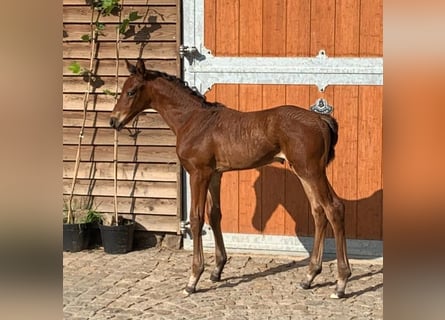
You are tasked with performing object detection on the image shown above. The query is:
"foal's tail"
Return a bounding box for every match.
[320,115,339,165]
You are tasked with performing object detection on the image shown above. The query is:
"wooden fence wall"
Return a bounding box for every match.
[202,0,383,240]
[62,0,181,232]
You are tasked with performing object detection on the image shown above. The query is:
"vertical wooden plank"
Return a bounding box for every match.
[204,0,217,105]
[310,0,336,56]
[359,0,383,56]
[260,0,287,235]
[204,0,217,53]
[332,0,361,239]
[238,0,263,234]
[357,0,382,239]
[335,0,360,56]
[357,86,383,239]
[214,0,240,233]
[284,85,311,237]
[286,0,311,57]
[262,0,287,57]
[239,0,262,56]
[284,0,312,236]
[238,85,263,234]
[309,0,335,237]
[218,84,240,233]
[215,0,239,56]
[204,84,217,224]
[261,85,286,235]
[333,86,359,239]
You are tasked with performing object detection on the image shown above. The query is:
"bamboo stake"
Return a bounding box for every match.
[113,0,124,226]
[113,130,119,226]
[67,8,99,224]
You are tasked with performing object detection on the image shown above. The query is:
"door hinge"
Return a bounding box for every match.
[180,220,190,235]
[179,45,205,64]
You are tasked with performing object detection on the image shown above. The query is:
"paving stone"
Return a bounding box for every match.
[64,248,383,319]
[161,234,182,249]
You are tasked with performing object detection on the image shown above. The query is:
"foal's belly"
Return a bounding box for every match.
[214,148,284,172]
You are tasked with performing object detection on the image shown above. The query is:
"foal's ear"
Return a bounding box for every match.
[135,59,146,78]
[126,60,137,74]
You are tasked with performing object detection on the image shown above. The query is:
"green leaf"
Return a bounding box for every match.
[119,19,130,34]
[95,22,105,31]
[81,34,91,42]
[84,210,102,224]
[68,61,82,74]
[103,89,116,97]
[128,11,143,22]
[101,0,119,15]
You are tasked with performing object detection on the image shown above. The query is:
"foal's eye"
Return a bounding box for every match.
[127,90,136,97]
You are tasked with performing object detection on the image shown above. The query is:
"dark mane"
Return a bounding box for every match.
[144,69,223,108]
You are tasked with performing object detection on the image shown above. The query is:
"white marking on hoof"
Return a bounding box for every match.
[182,289,191,296]
[330,292,340,299]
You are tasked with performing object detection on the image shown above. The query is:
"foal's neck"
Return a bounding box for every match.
[148,78,207,135]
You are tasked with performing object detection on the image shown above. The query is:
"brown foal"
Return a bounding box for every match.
[110,59,351,298]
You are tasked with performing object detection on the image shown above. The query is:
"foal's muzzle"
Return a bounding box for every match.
[109,117,122,131]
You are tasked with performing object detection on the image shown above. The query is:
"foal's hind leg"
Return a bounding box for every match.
[299,196,328,290]
[288,163,328,290]
[206,173,227,282]
[324,184,351,298]
[299,174,351,298]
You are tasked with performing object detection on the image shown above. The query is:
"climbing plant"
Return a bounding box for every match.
[65,0,143,224]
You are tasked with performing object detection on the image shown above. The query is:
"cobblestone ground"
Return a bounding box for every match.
[63,248,383,319]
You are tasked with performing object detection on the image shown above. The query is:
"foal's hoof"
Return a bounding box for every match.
[300,281,311,290]
[330,291,346,299]
[183,286,196,295]
[210,273,221,282]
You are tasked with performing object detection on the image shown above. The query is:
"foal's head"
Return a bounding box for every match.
[110,59,151,131]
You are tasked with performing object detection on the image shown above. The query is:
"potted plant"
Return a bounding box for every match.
[98,120,135,255]
[63,198,103,252]
[98,0,136,254]
[99,215,135,254]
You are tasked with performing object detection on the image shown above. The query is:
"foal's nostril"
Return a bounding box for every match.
[110,117,116,128]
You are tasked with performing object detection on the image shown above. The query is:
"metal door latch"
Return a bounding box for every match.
[310,98,333,114]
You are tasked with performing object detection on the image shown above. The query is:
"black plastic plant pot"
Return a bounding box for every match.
[99,221,135,254]
[87,222,102,248]
[63,223,91,252]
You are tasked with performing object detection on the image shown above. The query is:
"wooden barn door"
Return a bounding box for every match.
[182,0,382,256]
[63,0,182,233]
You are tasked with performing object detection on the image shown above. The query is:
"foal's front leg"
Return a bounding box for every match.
[206,173,227,282]
[184,170,212,294]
